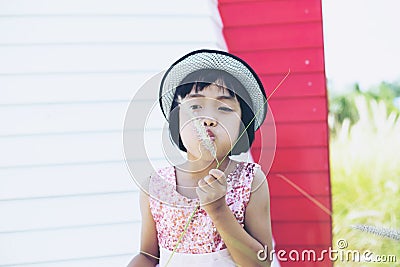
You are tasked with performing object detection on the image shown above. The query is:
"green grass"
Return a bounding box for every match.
[330,96,400,266]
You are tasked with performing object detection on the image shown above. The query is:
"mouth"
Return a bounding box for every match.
[206,129,216,141]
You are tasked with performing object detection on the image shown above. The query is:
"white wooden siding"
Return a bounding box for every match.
[0,0,225,266]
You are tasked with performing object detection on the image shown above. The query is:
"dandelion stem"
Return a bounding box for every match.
[165,205,200,266]
[276,174,332,216]
[352,224,400,241]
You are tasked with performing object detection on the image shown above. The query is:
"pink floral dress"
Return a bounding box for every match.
[148,161,258,266]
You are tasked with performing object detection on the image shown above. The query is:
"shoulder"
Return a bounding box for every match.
[234,161,263,187]
[148,165,176,203]
[249,163,267,193]
[149,165,175,184]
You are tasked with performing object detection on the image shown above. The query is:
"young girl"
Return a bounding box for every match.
[128,50,273,267]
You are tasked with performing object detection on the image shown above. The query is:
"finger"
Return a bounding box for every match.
[196,187,207,198]
[209,169,226,185]
[204,175,217,185]
[197,178,209,192]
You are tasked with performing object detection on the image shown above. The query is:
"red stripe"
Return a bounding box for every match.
[254,122,329,148]
[268,97,328,123]
[270,196,331,221]
[224,22,323,51]
[219,0,321,26]
[268,172,331,197]
[233,48,325,74]
[261,72,327,98]
[269,147,329,172]
[272,221,332,245]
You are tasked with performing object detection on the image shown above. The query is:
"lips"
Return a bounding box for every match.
[206,129,215,141]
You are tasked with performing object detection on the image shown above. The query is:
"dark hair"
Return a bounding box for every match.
[168,69,255,155]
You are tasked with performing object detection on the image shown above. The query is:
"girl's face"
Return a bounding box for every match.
[178,84,242,161]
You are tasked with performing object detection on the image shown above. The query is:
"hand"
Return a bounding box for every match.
[196,169,227,215]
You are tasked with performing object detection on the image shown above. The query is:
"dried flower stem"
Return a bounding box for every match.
[177,96,219,165]
[352,224,400,241]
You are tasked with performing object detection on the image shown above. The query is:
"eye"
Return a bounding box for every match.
[218,106,234,112]
[190,104,202,110]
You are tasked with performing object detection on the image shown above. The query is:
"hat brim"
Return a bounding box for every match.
[159,49,267,130]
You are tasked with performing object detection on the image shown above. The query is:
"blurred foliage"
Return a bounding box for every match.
[329,81,400,266]
[328,80,400,137]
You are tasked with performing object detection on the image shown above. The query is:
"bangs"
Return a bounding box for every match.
[174,70,237,102]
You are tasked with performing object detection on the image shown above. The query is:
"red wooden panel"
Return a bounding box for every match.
[271,246,333,266]
[223,22,323,51]
[255,122,328,148]
[272,222,331,246]
[268,97,328,123]
[267,172,331,197]
[276,122,328,148]
[270,196,331,221]
[219,0,321,27]
[261,72,326,98]
[268,147,329,172]
[233,48,325,74]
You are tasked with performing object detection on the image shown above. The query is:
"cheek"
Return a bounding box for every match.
[219,116,242,144]
[178,112,197,146]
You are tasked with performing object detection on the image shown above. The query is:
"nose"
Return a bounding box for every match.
[202,117,218,127]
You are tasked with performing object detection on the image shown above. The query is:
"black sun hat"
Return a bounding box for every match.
[159,49,267,130]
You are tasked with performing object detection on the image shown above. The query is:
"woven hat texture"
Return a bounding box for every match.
[159,49,267,130]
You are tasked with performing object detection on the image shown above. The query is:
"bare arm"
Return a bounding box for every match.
[198,167,272,267]
[127,191,159,267]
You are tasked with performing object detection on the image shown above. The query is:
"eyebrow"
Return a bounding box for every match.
[187,93,236,101]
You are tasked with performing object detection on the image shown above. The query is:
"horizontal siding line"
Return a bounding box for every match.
[0,14,212,19]
[259,70,326,77]
[270,194,330,199]
[0,220,140,235]
[219,0,288,6]
[264,120,328,125]
[0,253,133,267]
[0,189,137,202]
[0,41,216,47]
[263,119,328,124]
[271,220,331,223]
[0,128,161,138]
[268,172,330,179]
[258,145,328,150]
[261,70,325,76]
[268,170,330,176]
[268,169,329,174]
[259,69,326,76]
[0,69,159,76]
[223,19,322,30]
[260,147,329,150]
[228,44,324,54]
[269,147,329,151]
[0,158,167,170]
[267,170,329,175]
[266,95,327,101]
[219,0,322,8]
[0,99,130,107]
[268,95,327,101]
